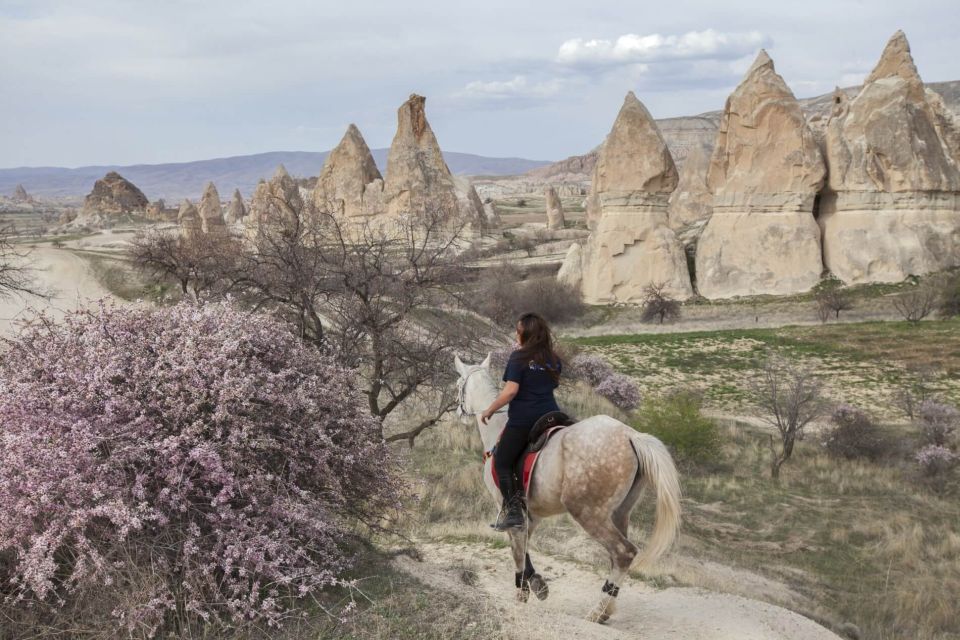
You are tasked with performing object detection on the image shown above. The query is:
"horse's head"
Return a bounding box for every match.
[454,353,493,419]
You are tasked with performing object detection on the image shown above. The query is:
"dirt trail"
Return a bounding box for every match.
[395,541,842,640]
[0,247,115,336]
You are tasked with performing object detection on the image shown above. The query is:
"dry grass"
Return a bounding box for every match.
[400,378,960,640]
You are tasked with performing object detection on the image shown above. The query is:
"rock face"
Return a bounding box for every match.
[81,172,148,216]
[695,51,826,299]
[12,184,32,203]
[820,31,960,284]
[451,176,489,229]
[225,189,247,223]
[313,124,385,218]
[578,92,693,303]
[178,200,201,237]
[248,165,303,227]
[545,187,566,230]
[145,199,166,220]
[383,94,462,219]
[198,182,226,234]
[482,200,502,227]
[557,242,583,289]
[667,143,712,234]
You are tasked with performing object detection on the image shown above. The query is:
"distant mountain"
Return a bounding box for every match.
[0,150,553,202]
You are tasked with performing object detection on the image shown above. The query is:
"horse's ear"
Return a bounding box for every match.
[480,352,492,369]
[454,355,466,375]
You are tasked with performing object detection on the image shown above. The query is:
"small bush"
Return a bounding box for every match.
[893,282,937,323]
[595,373,641,411]
[915,445,958,491]
[634,392,721,467]
[570,353,615,387]
[0,303,403,635]
[471,265,586,326]
[821,405,886,460]
[917,399,959,446]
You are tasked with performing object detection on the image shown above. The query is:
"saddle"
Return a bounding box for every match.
[527,411,576,453]
[490,411,576,496]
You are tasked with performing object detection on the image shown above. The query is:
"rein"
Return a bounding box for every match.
[457,367,508,418]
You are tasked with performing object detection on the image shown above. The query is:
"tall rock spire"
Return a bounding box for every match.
[313,123,384,218]
[572,91,692,303]
[695,49,825,299]
[820,30,960,284]
[383,94,461,219]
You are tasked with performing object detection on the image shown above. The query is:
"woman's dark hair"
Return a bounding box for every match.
[516,312,561,382]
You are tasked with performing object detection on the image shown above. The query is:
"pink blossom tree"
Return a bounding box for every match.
[0,302,404,635]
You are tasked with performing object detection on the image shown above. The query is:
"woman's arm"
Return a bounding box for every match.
[481,381,519,424]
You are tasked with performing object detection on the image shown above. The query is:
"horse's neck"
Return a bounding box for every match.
[477,413,507,452]
[472,377,505,452]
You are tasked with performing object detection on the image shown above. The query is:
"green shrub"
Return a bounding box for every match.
[633,392,722,467]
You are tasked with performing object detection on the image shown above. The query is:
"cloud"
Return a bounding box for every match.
[453,75,565,107]
[557,29,770,68]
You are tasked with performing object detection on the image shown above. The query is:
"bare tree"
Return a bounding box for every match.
[0,224,46,299]
[752,357,825,479]
[129,228,239,303]
[207,195,485,439]
[893,282,937,323]
[641,282,681,324]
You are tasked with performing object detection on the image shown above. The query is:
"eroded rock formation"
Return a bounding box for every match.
[248,165,303,227]
[820,31,960,284]
[313,124,384,218]
[178,199,201,237]
[695,51,826,299]
[225,189,247,223]
[81,172,148,216]
[667,143,712,236]
[198,182,227,234]
[576,92,692,303]
[383,94,462,219]
[545,187,566,230]
[12,184,32,203]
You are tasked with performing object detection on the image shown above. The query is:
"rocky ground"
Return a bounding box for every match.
[394,541,842,640]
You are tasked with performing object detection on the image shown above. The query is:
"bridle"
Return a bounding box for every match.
[457,366,508,418]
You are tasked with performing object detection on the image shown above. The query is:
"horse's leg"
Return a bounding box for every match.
[507,526,532,602]
[612,466,645,538]
[567,507,638,623]
[524,517,549,600]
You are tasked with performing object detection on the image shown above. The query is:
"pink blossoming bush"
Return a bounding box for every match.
[570,353,615,387]
[595,373,642,411]
[0,303,403,635]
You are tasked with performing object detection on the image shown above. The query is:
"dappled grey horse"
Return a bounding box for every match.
[455,355,682,622]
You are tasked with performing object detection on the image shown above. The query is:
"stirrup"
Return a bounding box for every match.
[490,499,526,531]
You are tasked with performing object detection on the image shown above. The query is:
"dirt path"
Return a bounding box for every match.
[395,541,842,640]
[0,246,115,336]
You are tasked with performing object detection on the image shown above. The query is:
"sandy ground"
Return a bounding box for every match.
[0,246,116,336]
[395,541,842,640]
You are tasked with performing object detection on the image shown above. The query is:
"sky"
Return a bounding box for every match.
[0,0,957,168]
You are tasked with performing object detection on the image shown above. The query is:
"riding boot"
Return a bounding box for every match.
[492,475,525,531]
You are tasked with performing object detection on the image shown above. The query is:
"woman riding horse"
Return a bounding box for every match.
[480,313,562,530]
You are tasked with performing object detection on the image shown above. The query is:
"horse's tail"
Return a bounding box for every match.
[629,431,682,568]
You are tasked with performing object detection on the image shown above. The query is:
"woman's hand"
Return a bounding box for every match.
[480,408,494,424]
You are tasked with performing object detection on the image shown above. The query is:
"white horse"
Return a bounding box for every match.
[454,354,682,623]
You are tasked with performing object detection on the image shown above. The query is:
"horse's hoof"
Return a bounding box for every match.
[587,600,614,624]
[529,574,549,600]
[515,587,530,603]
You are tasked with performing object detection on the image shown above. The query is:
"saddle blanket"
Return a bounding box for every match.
[490,426,563,495]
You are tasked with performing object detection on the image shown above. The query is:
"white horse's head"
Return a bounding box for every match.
[454,353,493,419]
